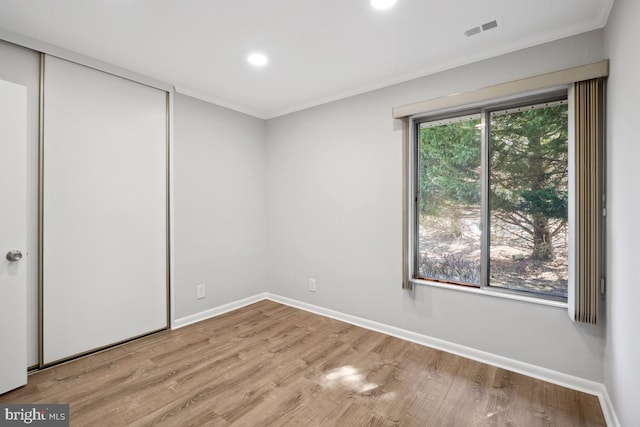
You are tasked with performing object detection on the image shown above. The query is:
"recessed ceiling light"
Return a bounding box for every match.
[370,0,397,10]
[247,52,268,67]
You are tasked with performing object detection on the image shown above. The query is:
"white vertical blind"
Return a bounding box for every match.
[42,55,167,364]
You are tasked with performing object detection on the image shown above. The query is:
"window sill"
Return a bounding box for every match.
[410,278,568,309]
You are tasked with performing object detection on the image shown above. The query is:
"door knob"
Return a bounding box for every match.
[6,250,23,262]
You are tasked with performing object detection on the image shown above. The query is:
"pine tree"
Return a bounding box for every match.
[490,105,568,260]
[419,118,481,214]
[419,104,568,261]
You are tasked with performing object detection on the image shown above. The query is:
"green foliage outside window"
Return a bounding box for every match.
[419,119,481,214]
[490,105,568,261]
[417,101,568,297]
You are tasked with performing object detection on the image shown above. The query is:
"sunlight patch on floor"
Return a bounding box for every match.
[320,365,379,394]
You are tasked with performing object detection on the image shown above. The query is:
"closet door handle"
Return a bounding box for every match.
[5,250,23,262]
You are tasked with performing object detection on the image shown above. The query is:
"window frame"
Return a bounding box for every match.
[412,108,483,288]
[409,88,571,303]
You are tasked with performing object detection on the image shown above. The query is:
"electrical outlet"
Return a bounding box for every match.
[308,278,316,292]
[196,284,206,299]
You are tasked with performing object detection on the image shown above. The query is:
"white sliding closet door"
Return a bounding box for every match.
[43,55,167,364]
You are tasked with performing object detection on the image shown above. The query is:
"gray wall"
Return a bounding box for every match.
[173,94,268,320]
[0,40,40,367]
[604,0,640,424]
[266,30,606,381]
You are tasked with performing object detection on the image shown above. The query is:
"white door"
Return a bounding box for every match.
[0,79,27,394]
[42,56,167,364]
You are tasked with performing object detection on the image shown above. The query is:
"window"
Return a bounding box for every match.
[416,113,482,286]
[398,63,607,320]
[414,94,569,300]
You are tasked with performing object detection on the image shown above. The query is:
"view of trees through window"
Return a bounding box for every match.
[417,100,569,299]
[417,114,482,286]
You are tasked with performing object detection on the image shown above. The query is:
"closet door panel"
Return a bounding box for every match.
[43,55,167,364]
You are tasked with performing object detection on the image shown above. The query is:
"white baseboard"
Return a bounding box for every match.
[597,384,621,427]
[172,293,268,329]
[172,292,620,426]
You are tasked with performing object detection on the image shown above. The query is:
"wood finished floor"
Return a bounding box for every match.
[1,300,605,426]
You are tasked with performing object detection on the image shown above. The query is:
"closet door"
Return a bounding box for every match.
[0,79,27,393]
[43,55,167,364]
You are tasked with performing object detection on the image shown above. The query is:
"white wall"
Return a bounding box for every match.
[173,94,268,320]
[604,0,640,424]
[266,30,606,381]
[0,40,39,367]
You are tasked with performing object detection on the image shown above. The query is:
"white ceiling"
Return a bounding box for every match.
[0,0,614,119]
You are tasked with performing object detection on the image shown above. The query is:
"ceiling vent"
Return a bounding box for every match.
[465,19,499,37]
[464,26,481,37]
[481,20,498,31]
